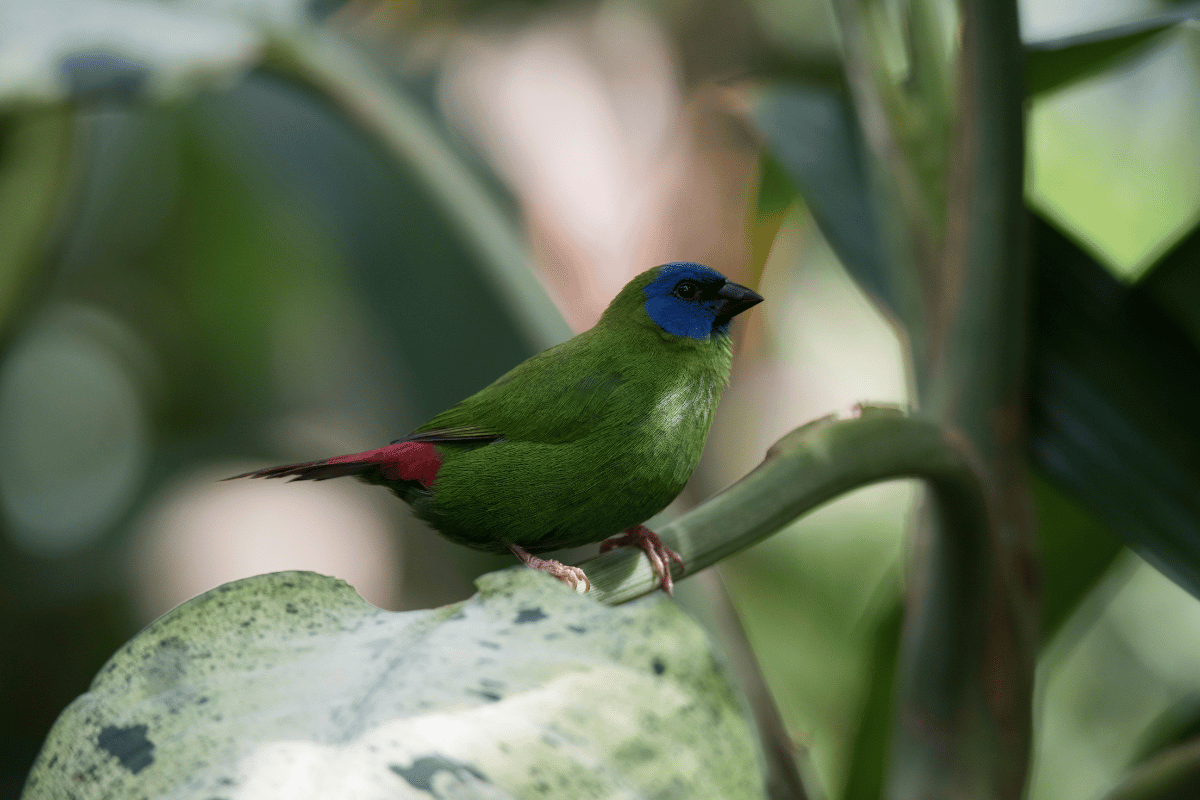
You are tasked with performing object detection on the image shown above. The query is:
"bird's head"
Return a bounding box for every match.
[620,262,763,340]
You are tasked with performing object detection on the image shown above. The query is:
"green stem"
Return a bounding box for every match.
[831,0,1035,795]
[584,406,989,606]
[263,29,572,353]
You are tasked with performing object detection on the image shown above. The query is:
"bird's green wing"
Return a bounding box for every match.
[413,333,639,445]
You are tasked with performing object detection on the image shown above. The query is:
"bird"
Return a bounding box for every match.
[230,262,762,594]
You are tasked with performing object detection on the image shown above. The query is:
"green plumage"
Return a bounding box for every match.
[237,262,761,590]
[407,269,733,553]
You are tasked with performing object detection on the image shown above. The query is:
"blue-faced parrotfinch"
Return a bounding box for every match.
[232,262,762,594]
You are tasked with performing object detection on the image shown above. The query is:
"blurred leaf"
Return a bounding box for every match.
[750,84,894,315]
[266,30,571,357]
[0,0,307,108]
[1099,739,1200,800]
[22,569,765,800]
[756,153,795,223]
[1142,223,1200,350]
[0,110,73,332]
[1024,3,1200,97]
[748,154,794,292]
[1132,695,1200,767]
[1031,472,1124,640]
[841,594,901,800]
[1029,215,1200,600]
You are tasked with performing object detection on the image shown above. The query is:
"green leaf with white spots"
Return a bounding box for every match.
[22,569,765,800]
[0,0,307,108]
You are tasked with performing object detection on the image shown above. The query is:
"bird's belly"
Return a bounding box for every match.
[412,436,698,554]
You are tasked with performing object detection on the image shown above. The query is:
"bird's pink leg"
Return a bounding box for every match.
[509,544,591,593]
[599,525,685,595]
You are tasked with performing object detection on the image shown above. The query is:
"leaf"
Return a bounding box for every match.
[1030,472,1124,640]
[0,109,73,332]
[0,0,308,108]
[1024,4,1200,98]
[750,84,895,316]
[840,593,902,800]
[1142,223,1200,350]
[265,30,572,358]
[1099,739,1200,800]
[22,569,765,800]
[1029,215,1200,600]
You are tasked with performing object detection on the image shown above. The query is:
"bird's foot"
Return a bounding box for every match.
[599,525,684,596]
[509,544,591,593]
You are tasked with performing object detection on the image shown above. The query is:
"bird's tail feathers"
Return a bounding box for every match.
[226,440,442,488]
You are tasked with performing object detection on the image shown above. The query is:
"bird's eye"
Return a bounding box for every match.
[673,281,700,299]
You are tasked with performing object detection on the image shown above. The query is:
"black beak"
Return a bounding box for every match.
[714,281,763,328]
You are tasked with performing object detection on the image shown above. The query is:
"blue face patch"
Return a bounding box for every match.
[642,262,732,339]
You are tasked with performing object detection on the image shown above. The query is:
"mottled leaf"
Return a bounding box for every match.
[0,0,308,107]
[22,569,765,799]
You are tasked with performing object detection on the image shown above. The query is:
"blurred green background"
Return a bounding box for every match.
[2,0,1200,798]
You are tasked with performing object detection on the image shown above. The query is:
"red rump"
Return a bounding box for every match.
[328,441,442,487]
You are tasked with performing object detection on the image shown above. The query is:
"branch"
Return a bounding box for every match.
[584,405,989,606]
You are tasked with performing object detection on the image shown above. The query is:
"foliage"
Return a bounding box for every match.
[5,0,1200,798]
[24,569,764,799]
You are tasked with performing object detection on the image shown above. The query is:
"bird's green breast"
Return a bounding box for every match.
[407,323,733,553]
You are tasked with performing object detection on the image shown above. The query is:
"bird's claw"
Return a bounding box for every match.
[599,524,684,595]
[509,544,591,593]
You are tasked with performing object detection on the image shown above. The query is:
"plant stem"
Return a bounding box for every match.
[585,406,989,607]
[828,0,1036,795]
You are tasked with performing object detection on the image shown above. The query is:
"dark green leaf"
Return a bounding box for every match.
[751,84,895,315]
[1029,215,1200,599]
[0,110,73,335]
[1142,223,1200,350]
[1131,694,1200,767]
[1100,739,1200,800]
[1031,472,1124,639]
[1024,4,1200,97]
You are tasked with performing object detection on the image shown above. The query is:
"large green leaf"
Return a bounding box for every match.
[22,569,765,799]
[751,84,894,315]
[0,0,569,360]
[1029,215,1200,599]
[1024,3,1200,98]
[749,89,1180,641]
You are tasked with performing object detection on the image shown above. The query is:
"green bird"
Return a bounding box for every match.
[233,262,762,594]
